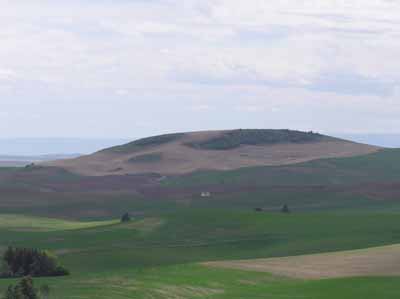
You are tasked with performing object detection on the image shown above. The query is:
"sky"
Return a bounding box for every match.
[1,0,400,139]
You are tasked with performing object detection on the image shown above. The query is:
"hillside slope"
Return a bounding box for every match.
[47,129,380,176]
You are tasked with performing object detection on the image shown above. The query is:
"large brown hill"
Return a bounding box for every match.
[47,129,380,176]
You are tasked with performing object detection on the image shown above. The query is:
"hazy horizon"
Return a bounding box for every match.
[0,132,399,156]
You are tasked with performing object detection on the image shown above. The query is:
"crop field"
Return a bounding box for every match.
[164,148,400,187]
[204,244,400,279]
[1,150,400,222]
[0,209,400,298]
[0,214,118,232]
[2,264,400,299]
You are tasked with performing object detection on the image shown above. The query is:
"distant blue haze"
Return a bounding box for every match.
[0,134,398,156]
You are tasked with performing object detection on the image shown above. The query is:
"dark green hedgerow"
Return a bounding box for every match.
[186,129,328,150]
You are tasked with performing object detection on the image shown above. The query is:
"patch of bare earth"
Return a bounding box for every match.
[47,131,380,176]
[203,244,400,279]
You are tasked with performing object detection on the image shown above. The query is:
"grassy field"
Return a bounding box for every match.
[3,211,400,267]
[0,149,400,220]
[0,214,118,232]
[2,264,400,299]
[164,148,400,187]
[0,209,400,298]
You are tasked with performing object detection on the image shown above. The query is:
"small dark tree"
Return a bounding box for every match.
[2,246,14,276]
[19,276,38,299]
[281,204,290,213]
[254,207,263,212]
[121,212,131,223]
[3,276,38,299]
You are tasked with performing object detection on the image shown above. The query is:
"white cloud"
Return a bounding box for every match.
[0,69,17,81]
[235,105,265,112]
[189,104,213,111]
[0,0,400,137]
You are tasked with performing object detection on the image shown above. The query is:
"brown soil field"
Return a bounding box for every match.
[47,131,380,176]
[203,244,400,279]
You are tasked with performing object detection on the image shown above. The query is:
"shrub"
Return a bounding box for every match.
[281,204,290,213]
[121,212,131,223]
[52,266,70,276]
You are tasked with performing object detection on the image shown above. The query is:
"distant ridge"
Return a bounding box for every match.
[47,129,380,176]
[0,154,81,161]
[0,154,81,167]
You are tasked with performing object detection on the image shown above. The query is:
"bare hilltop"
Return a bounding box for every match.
[47,129,380,176]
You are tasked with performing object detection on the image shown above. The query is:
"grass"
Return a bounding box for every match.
[0,214,118,232]
[1,149,400,220]
[0,209,400,297]
[2,210,400,271]
[164,148,400,187]
[1,264,399,299]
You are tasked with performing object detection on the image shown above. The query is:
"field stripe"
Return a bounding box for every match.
[203,244,400,279]
[0,214,118,232]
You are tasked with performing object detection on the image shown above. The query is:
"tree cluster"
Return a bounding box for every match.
[1,247,69,278]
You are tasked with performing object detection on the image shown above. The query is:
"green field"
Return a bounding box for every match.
[2,264,400,299]
[1,209,400,298]
[0,214,118,232]
[1,149,400,220]
[164,148,400,187]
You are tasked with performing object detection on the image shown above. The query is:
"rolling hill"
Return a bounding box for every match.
[2,130,400,299]
[47,129,380,176]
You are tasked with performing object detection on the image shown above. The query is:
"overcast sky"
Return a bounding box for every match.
[1,0,400,139]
